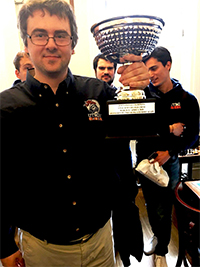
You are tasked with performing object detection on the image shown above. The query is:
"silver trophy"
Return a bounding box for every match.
[91,15,165,138]
[91,15,165,100]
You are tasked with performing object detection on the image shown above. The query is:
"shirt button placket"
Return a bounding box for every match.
[55,97,70,188]
[55,101,67,154]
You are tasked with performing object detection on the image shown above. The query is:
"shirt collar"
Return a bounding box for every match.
[148,78,179,98]
[25,69,74,97]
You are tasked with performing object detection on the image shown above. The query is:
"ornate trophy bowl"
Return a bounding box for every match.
[91,15,165,63]
[91,15,165,138]
[91,15,165,100]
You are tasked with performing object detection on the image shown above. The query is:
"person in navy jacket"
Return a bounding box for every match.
[136,46,199,267]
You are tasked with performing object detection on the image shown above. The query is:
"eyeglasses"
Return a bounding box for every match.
[27,31,73,46]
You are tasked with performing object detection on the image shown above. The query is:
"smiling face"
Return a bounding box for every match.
[25,9,74,82]
[145,57,171,88]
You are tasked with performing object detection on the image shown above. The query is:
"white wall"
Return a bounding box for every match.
[69,0,100,77]
[0,0,200,104]
[0,0,21,91]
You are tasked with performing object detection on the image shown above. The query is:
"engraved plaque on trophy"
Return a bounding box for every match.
[91,15,165,138]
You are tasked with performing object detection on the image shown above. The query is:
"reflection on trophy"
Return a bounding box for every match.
[91,15,165,138]
[91,15,165,99]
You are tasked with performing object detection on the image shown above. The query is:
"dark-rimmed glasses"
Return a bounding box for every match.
[27,31,73,46]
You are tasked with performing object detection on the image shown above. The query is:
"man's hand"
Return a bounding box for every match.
[151,151,170,166]
[117,54,150,90]
[170,122,185,136]
[1,250,25,267]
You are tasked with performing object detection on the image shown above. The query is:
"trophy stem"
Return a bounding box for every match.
[117,62,146,100]
[117,88,146,100]
[91,15,164,138]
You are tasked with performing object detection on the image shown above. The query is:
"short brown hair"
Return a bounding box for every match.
[13,51,30,71]
[93,53,117,72]
[18,0,78,49]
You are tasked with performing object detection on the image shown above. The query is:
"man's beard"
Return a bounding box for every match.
[102,75,113,85]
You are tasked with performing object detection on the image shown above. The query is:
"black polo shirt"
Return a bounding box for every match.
[1,69,123,258]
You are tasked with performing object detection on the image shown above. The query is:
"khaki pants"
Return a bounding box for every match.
[18,220,115,267]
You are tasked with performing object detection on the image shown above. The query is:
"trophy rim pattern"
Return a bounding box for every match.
[91,14,165,33]
[91,15,165,63]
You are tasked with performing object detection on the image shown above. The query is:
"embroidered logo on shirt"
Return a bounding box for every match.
[84,99,102,121]
[170,102,181,109]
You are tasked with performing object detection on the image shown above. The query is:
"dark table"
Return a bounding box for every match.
[175,181,200,267]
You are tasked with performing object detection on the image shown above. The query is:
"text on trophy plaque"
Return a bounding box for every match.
[108,102,155,115]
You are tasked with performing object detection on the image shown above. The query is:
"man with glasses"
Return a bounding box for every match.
[0,1,149,266]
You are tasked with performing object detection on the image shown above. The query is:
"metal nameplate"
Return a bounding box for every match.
[108,102,155,115]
